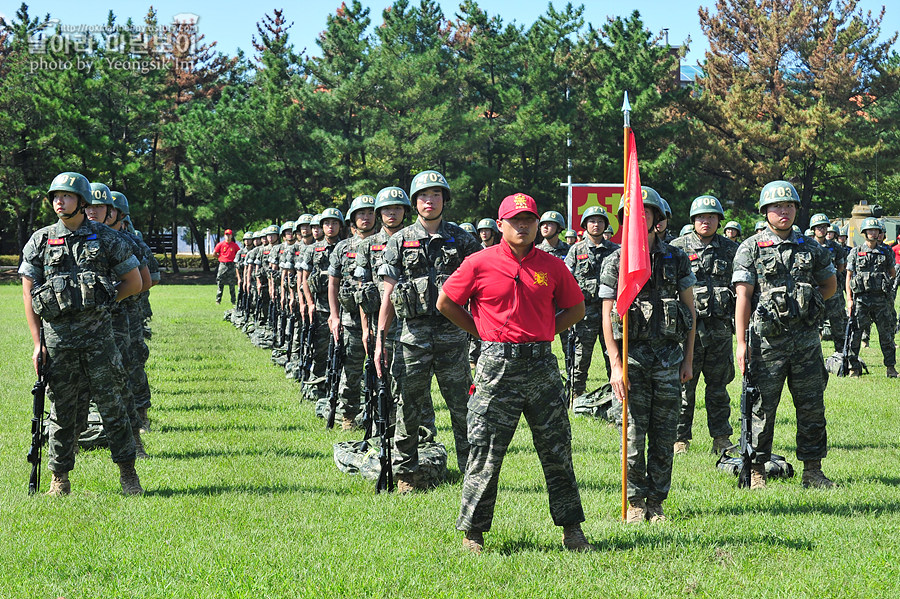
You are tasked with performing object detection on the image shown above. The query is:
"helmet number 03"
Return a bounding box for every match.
[763,185,789,200]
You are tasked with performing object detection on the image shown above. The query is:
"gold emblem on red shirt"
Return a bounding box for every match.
[532,271,549,286]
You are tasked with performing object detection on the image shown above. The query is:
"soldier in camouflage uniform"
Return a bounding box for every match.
[108,192,156,434]
[810,213,847,353]
[564,206,619,397]
[251,225,279,347]
[671,195,738,456]
[733,180,837,490]
[846,217,898,378]
[723,221,742,242]
[81,183,150,457]
[600,187,696,523]
[20,172,144,496]
[565,229,578,245]
[476,218,499,249]
[231,232,252,327]
[374,170,481,492]
[438,192,591,553]
[302,209,345,400]
[355,187,436,434]
[328,196,378,429]
[536,210,570,260]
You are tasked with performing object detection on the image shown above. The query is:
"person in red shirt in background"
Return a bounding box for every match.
[437,193,592,554]
[214,229,241,304]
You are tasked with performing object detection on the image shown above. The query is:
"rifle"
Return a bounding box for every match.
[838,302,858,377]
[300,314,316,381]
[361,353,377,440]
[285,300,296,360]
[565,328,577,408]
[375,362,395,493]
[27,329,48,495]
[738,325,760,489]
[325,316,345,429]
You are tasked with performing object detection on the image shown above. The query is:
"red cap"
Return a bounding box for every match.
[224,229,233,235]
[498,193,538,220]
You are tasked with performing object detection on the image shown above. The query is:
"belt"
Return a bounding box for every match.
[481,341,553,359]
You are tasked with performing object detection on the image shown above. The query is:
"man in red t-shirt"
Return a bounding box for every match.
[214,229,240,304]
[437,193,592,554]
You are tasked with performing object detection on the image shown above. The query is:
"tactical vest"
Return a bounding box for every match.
[676,236,734,321]
[355,230,390,315]
[849,246,893,294]
[308,241,336,312]
[751,236,825,337]
[537,239,569,261]
[336,238,363,313]
[255,245,272,281]
[571,239,617,304]
[390,227,466,319]
[30,226,117,320]
[610,246,692,342]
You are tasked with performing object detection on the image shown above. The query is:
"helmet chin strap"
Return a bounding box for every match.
[420,207,443,222]
[60,201,85,220]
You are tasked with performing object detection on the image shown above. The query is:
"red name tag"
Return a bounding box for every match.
[757,240,774,247]
[576,254,588,260]
[48,238,64,246]
[858,251,867,256]
[371,244,385,251]
[346,252,357,258]
[315,247,327,252]
[263,250,270,255]
[689,253,699,261]
[403,240,421,248]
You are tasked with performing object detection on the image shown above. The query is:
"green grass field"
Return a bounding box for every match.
[1,283,899,598]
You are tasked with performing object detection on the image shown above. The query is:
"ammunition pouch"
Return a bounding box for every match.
[390,278,431,319]
[31,272,114,319]
[694,285,734,320]
[851,271,891,294]
[337,280,358,312]
[308,271,327,296]
[579,278,599,303]
[356,281,381,315]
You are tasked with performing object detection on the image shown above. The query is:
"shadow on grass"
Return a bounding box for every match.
[152,447,329,460]
[683,498,900,519]
[157,422,308,433]
[144,482,353,497]
[157,401,280,412]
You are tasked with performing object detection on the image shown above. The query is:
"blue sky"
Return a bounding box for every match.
[3,0,897,65]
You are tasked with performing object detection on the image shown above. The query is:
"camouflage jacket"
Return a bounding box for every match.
[536,238,570,261]
[19,218,139,348]
[565,236,619,304]
[670,232,737,338]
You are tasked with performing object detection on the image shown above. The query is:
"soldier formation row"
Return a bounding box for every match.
[20,172,161,496]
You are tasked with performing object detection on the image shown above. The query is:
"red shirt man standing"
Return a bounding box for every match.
[214,229,240,304]
[437,193,592,554]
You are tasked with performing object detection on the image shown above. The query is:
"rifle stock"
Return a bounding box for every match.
[27,328,47,495]
[375,362,394,493]
[325,317,344,429]
[838,302,857,377]
[738,325,760,489]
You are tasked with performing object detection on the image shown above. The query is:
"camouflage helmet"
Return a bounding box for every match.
[375,187,411,214]
[310,215,322,227]
[320,207,344,224]
[48,172,92,206]
[758,180,800,213]
[809,213,830,228]
[409,170,450,202]
[804,228,813,236]
[242,231,251,241]
[265,224,280,236]
[88,182,114,206]
[792,225,801,234]
[659,197,672,221]
[110,191,130,218]
[476,218,499,233]
[297,213,314,225]
[540,210,567,229]
[830,223,840,235]
[617,186,665,218]
[877,218,887,233]
[580,205,609,229]
[280,221,295,234]
[689,195,725,220]
[755,221,767,232]
[347,195,376,222]
[839,225,849,236]
[724,221,742,234]
[564,229,577,239]
[680,224,693,236]
[460,222,476,235]
[860,217,881,234]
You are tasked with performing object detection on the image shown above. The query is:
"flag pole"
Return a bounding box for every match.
[620,91,631,521]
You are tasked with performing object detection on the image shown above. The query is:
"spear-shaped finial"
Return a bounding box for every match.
[622,91,631,128]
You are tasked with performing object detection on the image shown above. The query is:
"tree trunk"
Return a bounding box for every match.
[188,215,211,272]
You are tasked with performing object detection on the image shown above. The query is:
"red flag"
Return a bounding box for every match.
[616,130,651,316]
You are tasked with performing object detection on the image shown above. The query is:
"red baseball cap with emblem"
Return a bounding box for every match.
[224,229,233,235]
[498,193,538,219]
